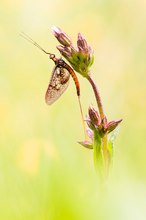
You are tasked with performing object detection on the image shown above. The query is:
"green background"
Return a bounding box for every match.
[1,0,146,219]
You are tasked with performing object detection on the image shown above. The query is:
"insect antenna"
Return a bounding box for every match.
[20,31,55,57]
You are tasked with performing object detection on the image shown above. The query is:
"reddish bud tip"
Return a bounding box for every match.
[107,119,122,133]
[88,106,101,127]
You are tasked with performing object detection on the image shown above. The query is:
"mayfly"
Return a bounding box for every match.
[20,32,86,137]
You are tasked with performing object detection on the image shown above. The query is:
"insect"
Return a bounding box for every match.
[20,32,86,137]
[20,32,80,105]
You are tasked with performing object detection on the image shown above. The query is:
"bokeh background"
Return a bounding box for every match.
[1,0,146,219]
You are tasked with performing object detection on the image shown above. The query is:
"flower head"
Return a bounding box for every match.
[88,106,122,136]
[52,26,94,78]
[79,105,122,149]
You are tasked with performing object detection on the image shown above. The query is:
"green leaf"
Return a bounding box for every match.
[93,130,103,175]
[78,141,93,149]
[109,128,119,147]
[107,128,120,166]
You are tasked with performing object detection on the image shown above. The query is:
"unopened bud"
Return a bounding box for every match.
[88,106,100,127]
[85,116,94,130]
[57,45,72,57]
[77,33,89,53]
[52,26,72,47]
[106,119,122,133]
[52,27,94,78]
[86,128,94,139]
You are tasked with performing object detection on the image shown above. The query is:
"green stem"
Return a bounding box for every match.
[87,74,109,178]
[93,130,103,177]
[102,134,109,178]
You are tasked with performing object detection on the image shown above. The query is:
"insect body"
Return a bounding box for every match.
[45,64,70,105]
[20,32,86,138]
[20,32,80,105]
[45,57,80,105]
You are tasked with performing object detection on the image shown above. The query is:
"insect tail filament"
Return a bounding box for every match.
[78,96,87,140]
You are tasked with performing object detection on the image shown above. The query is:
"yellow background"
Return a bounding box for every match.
[1,0,146,219]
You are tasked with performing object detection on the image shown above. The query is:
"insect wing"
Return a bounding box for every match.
[45,65,70,105]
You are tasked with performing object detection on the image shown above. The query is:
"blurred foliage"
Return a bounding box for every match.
[0,0,146,219]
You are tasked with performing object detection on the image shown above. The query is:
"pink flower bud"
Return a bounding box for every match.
[86,128,94,139]
[52,26,94,77]
[56,45,72,57]
[88,106,101,127]
[52,26,72,47]
[77,33,88,53]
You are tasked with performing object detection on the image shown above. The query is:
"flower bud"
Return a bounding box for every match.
[56,45,72,58]
[88,106,101,128]
[85,116,94,130]
[52,26,72,47]
[52,26,94,78]
[86,128,94,139]
[106,119,122,133]
[77,33,89,53]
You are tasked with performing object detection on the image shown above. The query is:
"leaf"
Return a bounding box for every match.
[93,130,103,176]
[109,127,119,144]
[108,127,120,166]
[78,141,93,149]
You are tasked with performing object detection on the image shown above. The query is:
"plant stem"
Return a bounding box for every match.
[87,74,109,177]
[87,74,105,120]
[102,134,109,178]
